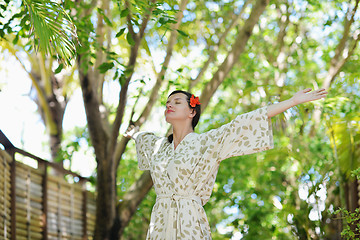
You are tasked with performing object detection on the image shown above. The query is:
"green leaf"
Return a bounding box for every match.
[126,32,135,46]
[97,7,113,27]
[54,63,64,74]
[120,8,129,18]
[12,34,19,45]
[115,28,126,38]
[113,70,119,80]
[98,62,114,73]
[176,29,189,38]
[159,17,167,25]
[23,0,78,65]
[119,74,126,86]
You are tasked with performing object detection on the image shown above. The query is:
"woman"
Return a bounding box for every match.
[127,88,327,240]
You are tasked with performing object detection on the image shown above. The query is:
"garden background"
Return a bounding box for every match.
[1,0,360,239]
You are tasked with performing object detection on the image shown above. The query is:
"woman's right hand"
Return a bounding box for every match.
[124,124,139,139]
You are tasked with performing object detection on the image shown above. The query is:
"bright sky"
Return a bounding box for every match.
[0,51,95,176]
[0,53,46,153]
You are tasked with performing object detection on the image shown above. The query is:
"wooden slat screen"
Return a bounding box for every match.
[0,149,96,240]
[86,192,96,239]
[15,162,44,240]
[0,150,12,239]
[47,175,85,240]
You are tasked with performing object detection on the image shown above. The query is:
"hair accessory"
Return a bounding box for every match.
[190,95,201,107]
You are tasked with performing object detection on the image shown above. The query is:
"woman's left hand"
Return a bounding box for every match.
[290,88,328,106]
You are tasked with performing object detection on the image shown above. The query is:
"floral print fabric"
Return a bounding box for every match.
[134,106,274,240]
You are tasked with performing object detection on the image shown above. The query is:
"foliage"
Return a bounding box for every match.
[334,207,360,240]
[1,0,360,239]
[0,0,78,65]
[332,169,360,240]
[23,0,78,65]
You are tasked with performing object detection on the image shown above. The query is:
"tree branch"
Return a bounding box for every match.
[133,0,188,128]
[322,0,359,89]
[200,0,270,111]
[189,0,251,90]
[310,0,359,136]
[93,0,109,102]
[108,0,157,160]
[113,0,189,168]
[125,0,136,41]
[139,0,156,39]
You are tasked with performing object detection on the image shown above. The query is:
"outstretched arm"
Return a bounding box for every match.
[267,88,328,118]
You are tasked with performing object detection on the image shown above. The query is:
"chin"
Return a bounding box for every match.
[165,116,176,125]
[165,116,170,123]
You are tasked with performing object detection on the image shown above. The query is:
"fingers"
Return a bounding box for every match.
[315,88,328,96]
[124,125,138,139]
[311,88,328,100]
[315,88,326,92]
[306,88,328,96]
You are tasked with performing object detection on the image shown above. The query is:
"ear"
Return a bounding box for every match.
[189,108,196,118]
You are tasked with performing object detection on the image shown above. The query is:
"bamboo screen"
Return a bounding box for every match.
[0,149,96,240]
[15,162,44,239]
[0,150,11,239]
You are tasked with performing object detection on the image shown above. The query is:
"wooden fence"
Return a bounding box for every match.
[0,130,96,240]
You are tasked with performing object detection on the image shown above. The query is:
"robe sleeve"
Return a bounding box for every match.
[134,132,161,170]
[205,106,274,162]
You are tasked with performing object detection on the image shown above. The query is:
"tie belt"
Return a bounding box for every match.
[156,193,202,205]
[156,194,202,239]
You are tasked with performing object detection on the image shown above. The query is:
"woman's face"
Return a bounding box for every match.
[165,93,194,124]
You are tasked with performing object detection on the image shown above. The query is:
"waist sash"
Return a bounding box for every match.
[155,194,202,239]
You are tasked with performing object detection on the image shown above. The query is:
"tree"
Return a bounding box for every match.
[76,0,270,238]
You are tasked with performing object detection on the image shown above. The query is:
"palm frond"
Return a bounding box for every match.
[24,0,79,65]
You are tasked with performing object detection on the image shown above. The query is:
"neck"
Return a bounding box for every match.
[172,125,193,149]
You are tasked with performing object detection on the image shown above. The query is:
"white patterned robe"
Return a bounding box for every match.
[134,107,274,240]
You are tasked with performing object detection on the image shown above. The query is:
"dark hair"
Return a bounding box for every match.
[167,90,201,143]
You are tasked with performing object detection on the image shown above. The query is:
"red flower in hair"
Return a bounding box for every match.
[190,95,201,107]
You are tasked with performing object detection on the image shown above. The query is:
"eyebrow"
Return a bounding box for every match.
[166,97,185,103]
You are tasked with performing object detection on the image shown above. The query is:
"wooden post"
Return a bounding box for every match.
[9,149,16,240]
[0,130,16,240]
[40,162,48,240]
[57,182,61,239]
[2,150,8,239]
[26,169,31,239]
[82,180,88,240]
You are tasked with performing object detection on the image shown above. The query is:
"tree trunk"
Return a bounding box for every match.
[95,155,118,240]
[345,179,360,236]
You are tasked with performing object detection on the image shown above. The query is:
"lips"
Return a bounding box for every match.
[167,109,174,113]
